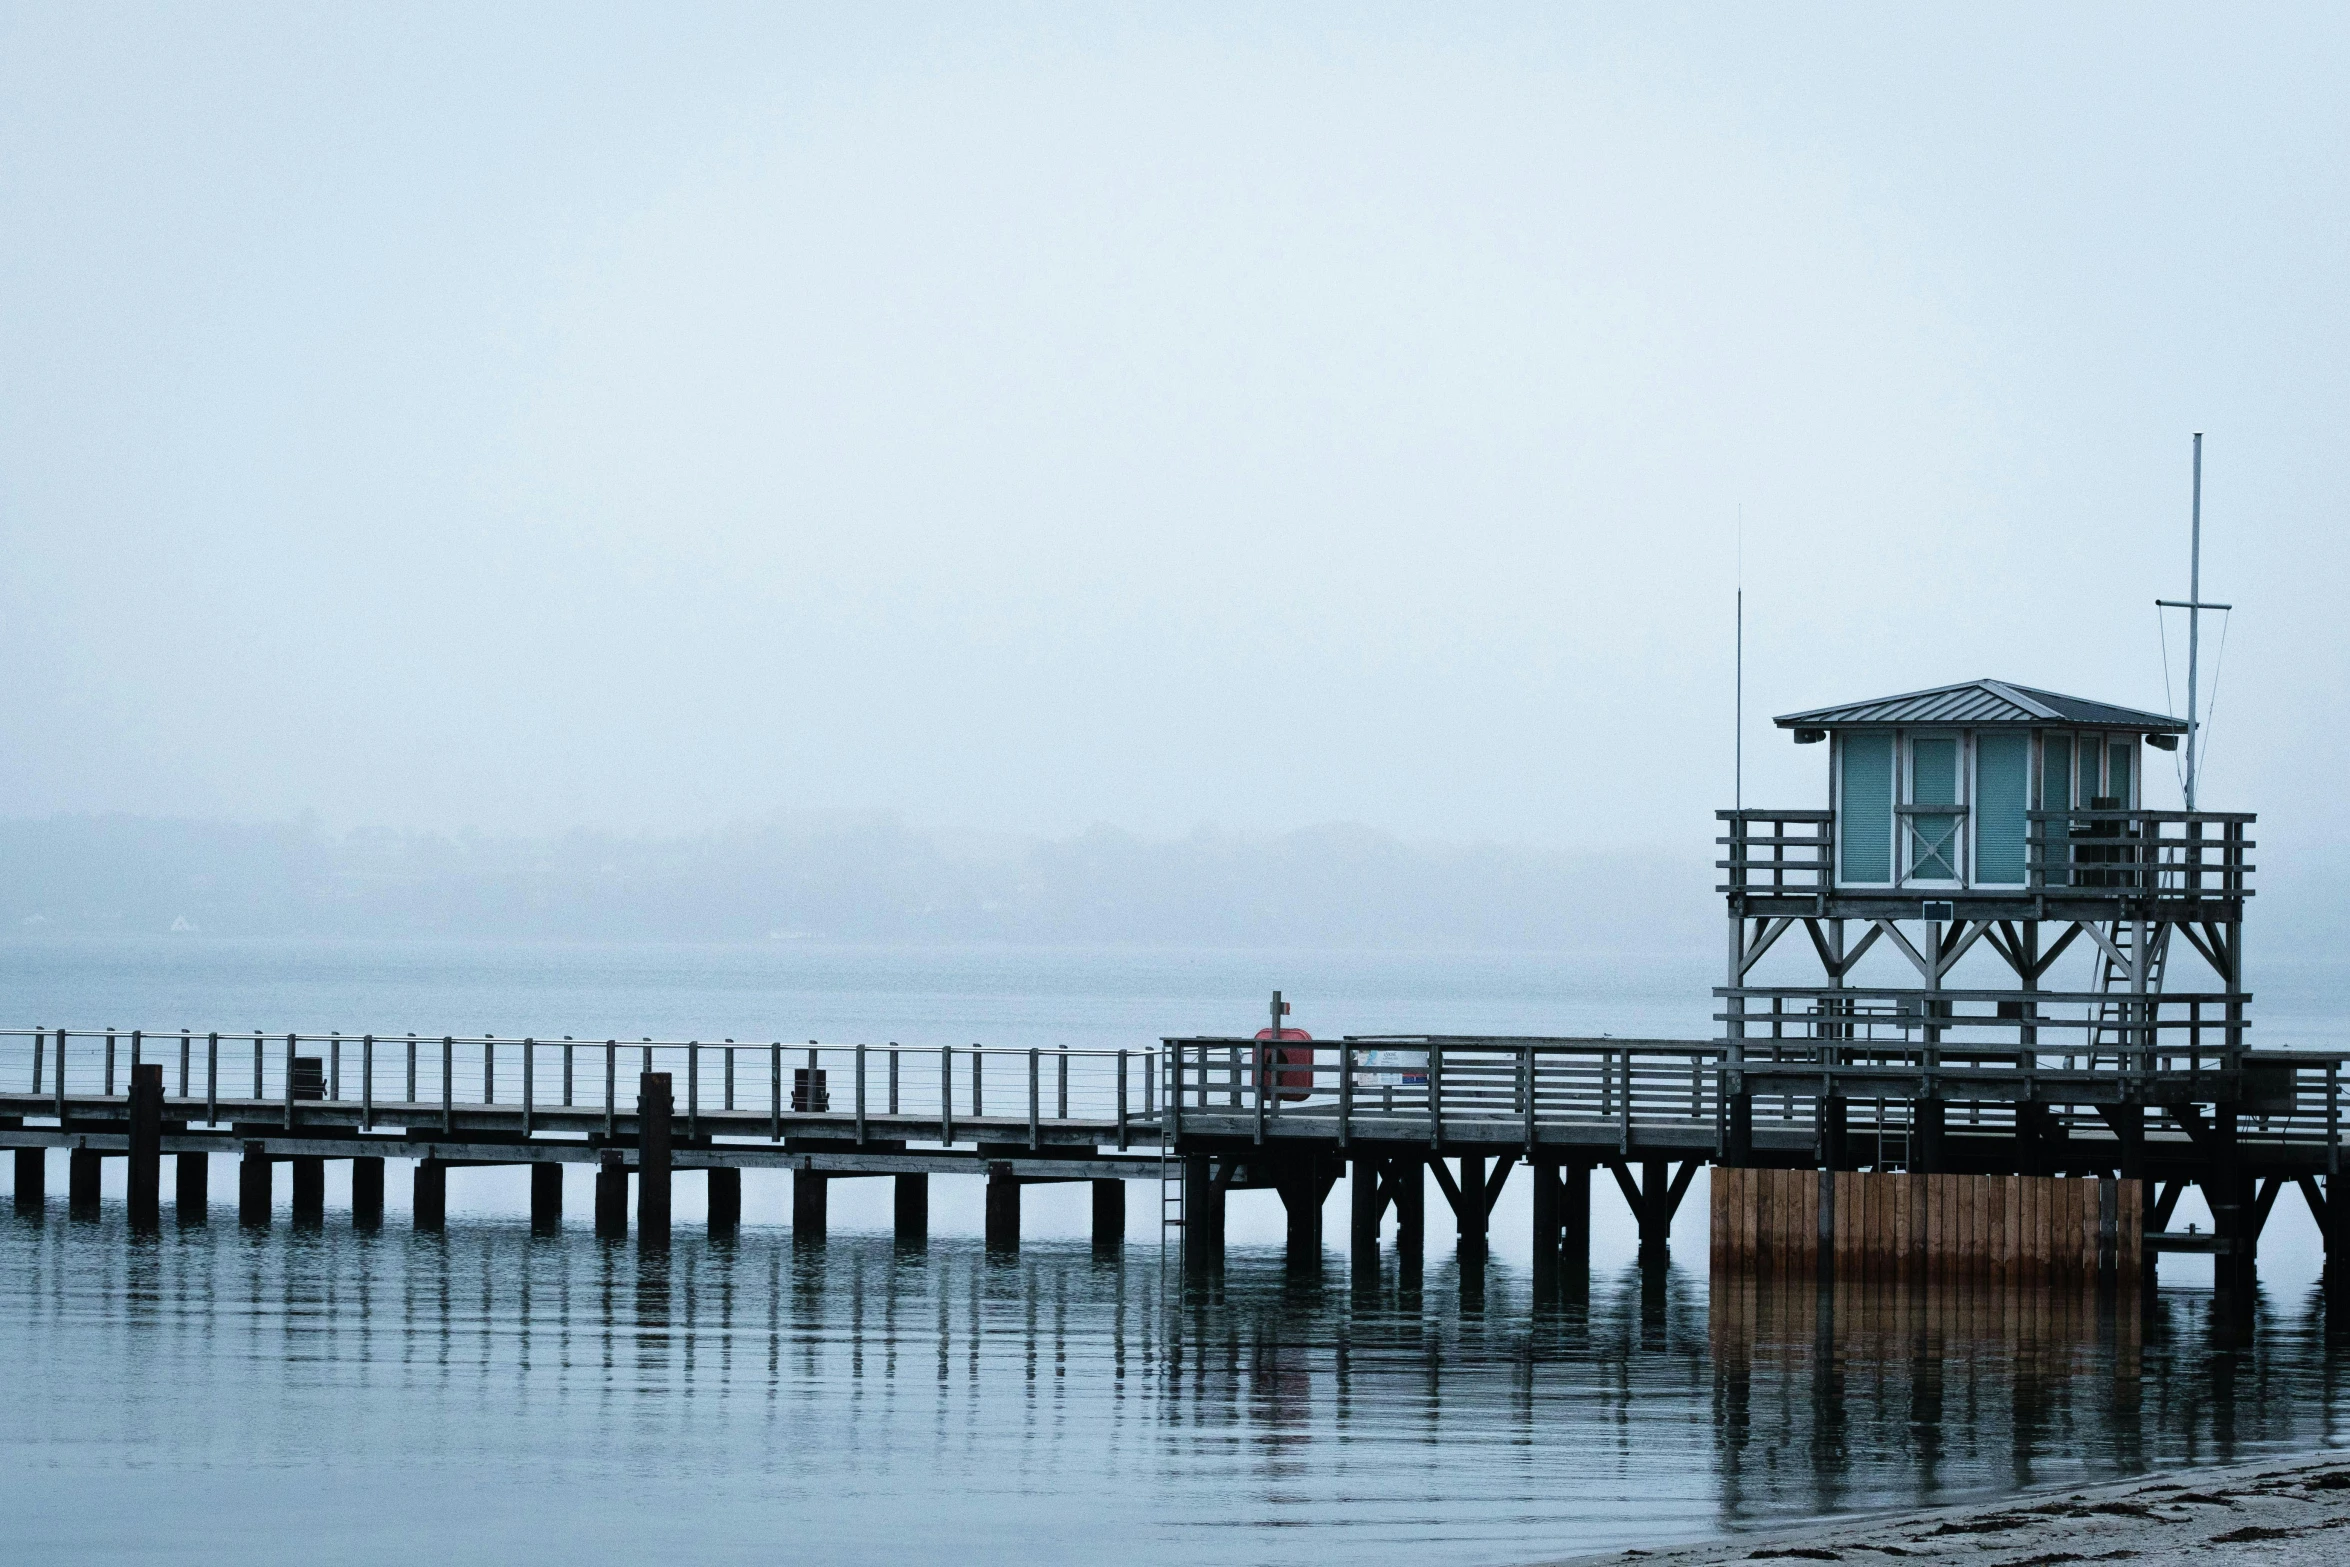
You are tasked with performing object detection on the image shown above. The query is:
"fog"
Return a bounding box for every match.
[3,7,2344,891]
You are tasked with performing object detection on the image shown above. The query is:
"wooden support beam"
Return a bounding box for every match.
[1181,1154,1224,1272]
[2253,1175,2284,1240]
[792,1167,827,1245]
[12,1148,41,1212]
[290,1157,325,1225]
[531,1160,565,1231]
[894,1172,928,1245]
[638,1071,672,1250]
[239,1142,272,1226]
[127,1063,163,1229]
[705,1166,740,1235]
[984,1162,1020,1252]
[69,1147,102,1215]
[350,1156,382,1229]
[175,1151,208,1224]
[412,1156,445,1231]
[593,1150,626,1238]
[1090,1178,1124,1249]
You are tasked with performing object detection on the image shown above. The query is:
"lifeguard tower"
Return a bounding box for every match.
[1717,678,2272,1297]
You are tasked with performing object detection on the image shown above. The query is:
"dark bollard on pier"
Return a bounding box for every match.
[893,1172,927,1246]
[706,1166,740,1236]
[176,1152,209,1224]
[637,1072,672,1250]
[531,1161,564,1233]
[350,1156,383,1229]
[413,1157,446,1231]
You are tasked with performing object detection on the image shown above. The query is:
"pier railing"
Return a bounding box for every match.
[1718,808,2255,901]
[0,1028,1161,1144]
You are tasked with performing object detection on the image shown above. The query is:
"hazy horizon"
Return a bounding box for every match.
[5,6,2345,864]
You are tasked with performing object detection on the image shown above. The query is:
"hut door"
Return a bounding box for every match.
[1903,735,1965,884]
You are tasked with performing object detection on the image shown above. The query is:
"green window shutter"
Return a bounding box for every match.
[1907,738,1961,879]
[1839,733,1893,883]
[2108,742,2133,807]
[2043,734,2074,884]
[1975,732,2029,884]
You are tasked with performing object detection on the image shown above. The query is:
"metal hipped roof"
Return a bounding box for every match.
[1774,680,2185,733]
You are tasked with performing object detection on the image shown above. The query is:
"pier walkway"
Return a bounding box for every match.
[5,1026,2345,1303]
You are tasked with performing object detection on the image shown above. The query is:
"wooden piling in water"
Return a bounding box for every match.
[706,1166,740,1235]
[127,1063,163,1229]
[984,1163,1020,1251]
[69,1148,102,1214]
[1181,1154,1222,1271]
[638,1072,672,1249]
[530,1161,563,1231]
[792,1167,826,1243]
[412,1157,446,1231]
[175,1152,207,1222]
[1091,1178,1124,1249]
[290,1157,325,1224]
[594,1151,627,1238]
[12,1148,41,1211]
[350,1156,383,1229]
[238,1142,270,1225]
[893,1172,927,1245]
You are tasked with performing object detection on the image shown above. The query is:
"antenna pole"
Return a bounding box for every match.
[1735,506,1744,812]
[2185,433,2202,811]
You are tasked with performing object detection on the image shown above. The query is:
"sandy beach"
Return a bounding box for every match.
[1545,1447,2350,1567]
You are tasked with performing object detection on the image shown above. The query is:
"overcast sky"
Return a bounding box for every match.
[2,5,2342,857]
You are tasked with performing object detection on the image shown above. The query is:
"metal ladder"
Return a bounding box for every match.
[1157,1127,1183,1280]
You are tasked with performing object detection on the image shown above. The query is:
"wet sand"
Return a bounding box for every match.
[1546,1447,2350,1567]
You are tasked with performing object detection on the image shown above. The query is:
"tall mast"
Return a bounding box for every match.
[2186,433,2202,810]
[2157,432,2229,810]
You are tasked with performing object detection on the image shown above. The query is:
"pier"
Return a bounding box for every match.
[5,678,2340,1324]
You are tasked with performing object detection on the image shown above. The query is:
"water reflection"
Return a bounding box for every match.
[0,1203,2344,1567]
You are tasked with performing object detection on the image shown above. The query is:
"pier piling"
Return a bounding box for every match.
[638,1072,672,1249]
[238,1142,270,1225]
[1180,1155,1224,1272]
[69,1148,101,1215]
[1090,1178,1124,1250]
[531,1161,563,1231]
[290,1157,325,1225]
[706,1166,740,1236]
[792,1167,827,1243]
[893,1172,927,1245]
[350,1156,383,1229]
[413,1157,446,1231]
[594,1151,626,1238]
[176,1152,207,1222]
[984,1163,1020,1251]
[127,1063,162,1229]
[14,1147,44,1211]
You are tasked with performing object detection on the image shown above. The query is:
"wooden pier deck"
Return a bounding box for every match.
[4,1026,2345,1310]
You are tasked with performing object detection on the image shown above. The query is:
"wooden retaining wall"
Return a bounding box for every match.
[1710,1168,2140,1288]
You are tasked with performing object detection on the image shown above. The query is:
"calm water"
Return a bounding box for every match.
[3,937,2347,1565]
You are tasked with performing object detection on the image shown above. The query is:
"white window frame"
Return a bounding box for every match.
[1898,730,1969,888]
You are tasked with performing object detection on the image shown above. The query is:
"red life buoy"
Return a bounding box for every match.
[1252,1026,1315,1101]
